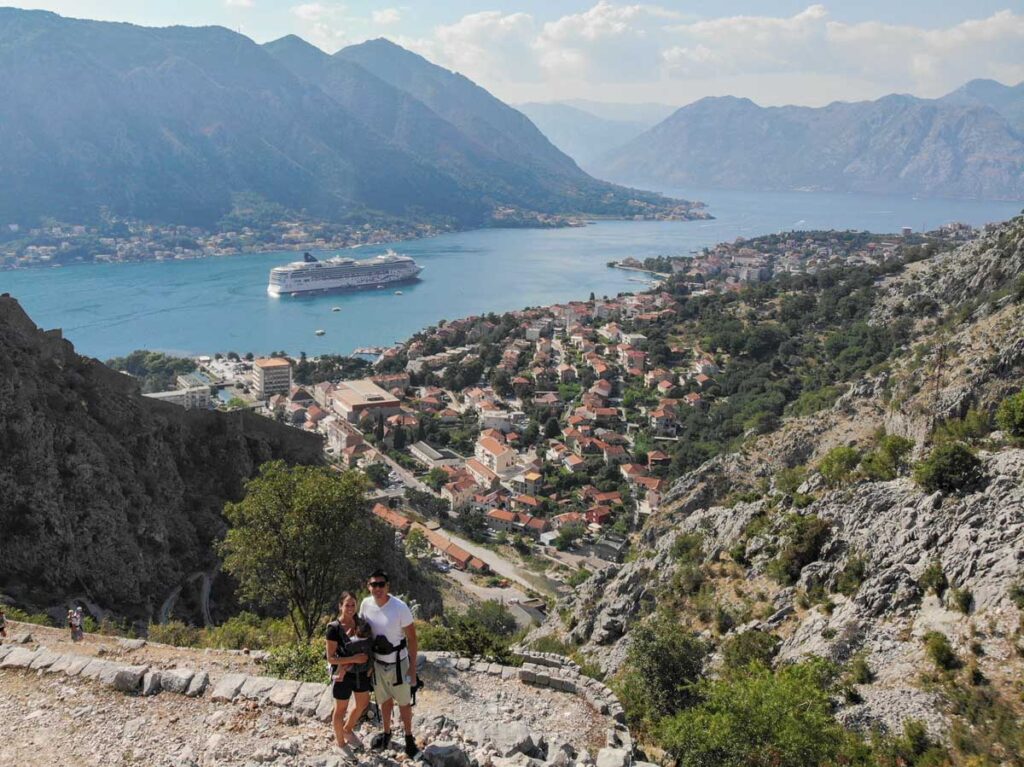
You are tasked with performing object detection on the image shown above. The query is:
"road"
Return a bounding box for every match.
[435,527,561,596]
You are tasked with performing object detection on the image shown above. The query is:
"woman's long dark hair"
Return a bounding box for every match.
[337,591,358,618]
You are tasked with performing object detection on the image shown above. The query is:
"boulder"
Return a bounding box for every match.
[110,665,149,693]
[210,673,246,702]
[268,679,301,707]
[0,647,39,668]
[28,649,61,670]
[239,675,277,702]
[79,658,114,680]
[185,670,209,697]
[595,748,630,767]
[63,656,92,677]
[160,668,196,694]
[46,654,73,674]
[117,638,147,651]
[291,682,327,716]
[422,741,472,767]
[314,685,335,722]
[467,721,542,758]
[142,671,161,696]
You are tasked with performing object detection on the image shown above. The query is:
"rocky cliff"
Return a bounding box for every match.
[534,216,1024,745]
[0,295,324,624]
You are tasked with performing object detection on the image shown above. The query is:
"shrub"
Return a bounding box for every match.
[933,409,991,445]
[860,434,915,481]
[147,620,202,647]
[1009,579,1024,609]
[0,604,53,626]
[671,532,704,565]
[995,390,1024,438]
[767,514,831,586]
[616,615,708,727]
[847,653,874,685]
[818,446,861,487]
[657,660,848,767]
[913,442,985,494]
[919,559,948,597]
[871,720,948,767]
[417,611,516,664]
[775,466,807,495]
[923,631,960,671]
[949,588,974,614]
[720,630,780,672]
[567,568,592,588]
[835,554,868,596]
[464,600,519,638]
[265,642,324,682]
[202,612,293,650]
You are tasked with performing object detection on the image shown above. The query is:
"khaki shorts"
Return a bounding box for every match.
[373,656,412,706]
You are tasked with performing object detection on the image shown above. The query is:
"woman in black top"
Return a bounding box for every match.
[326,591,372,749]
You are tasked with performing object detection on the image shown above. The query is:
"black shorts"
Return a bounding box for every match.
[333,672,372,700]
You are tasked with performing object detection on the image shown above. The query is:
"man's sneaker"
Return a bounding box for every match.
[405,735,420,758]
[370,731,391,751]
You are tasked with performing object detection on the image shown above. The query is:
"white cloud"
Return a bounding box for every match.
[406,11,540,86]
[290,2,352,49]
[402,3,1024,107]
[224,0,254,8]
[372,8,401,26]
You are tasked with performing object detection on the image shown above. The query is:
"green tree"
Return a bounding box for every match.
[219,461,385,641]
[363,463,390,488]
[404,528,430,559]
[393,425,407,450]
[544,416,561,439]
[818,446,860,487]
[996,390,1024,438]
[658,661,848,767]
[465,600,518,637]
[913,442,985,494]
[424,468,448,491]
[860,434,914,481]
[617,615,708,727]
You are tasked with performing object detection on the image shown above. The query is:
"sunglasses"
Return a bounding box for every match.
[369,581,388,588]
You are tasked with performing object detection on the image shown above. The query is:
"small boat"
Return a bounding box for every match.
[331,306,341,312]
[315,329,326,336]
[394,290,403,295]
[376,284,385,289]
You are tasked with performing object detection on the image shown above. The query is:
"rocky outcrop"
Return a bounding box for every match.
[0,295,323,623]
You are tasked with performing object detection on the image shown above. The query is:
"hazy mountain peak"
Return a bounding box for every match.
[595,83,1024,200]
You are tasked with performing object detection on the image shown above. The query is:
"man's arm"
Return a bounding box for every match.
[404,622,418,686]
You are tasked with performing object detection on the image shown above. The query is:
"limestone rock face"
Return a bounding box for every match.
[0,295,324,625]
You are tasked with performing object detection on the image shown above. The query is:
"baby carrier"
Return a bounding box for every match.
[328,620,373,687]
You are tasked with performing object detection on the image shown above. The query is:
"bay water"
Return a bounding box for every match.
[1,188,1019,359]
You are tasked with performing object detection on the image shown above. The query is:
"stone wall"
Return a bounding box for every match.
[0,632,633,755]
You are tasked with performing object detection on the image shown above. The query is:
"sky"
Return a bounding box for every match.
[10,2,1024,107]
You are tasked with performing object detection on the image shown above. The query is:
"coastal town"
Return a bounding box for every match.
[130,223,982,612]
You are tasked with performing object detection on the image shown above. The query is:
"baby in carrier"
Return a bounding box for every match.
[333,617,373,684]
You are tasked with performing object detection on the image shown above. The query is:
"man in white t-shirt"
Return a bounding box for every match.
[359,569,419,758]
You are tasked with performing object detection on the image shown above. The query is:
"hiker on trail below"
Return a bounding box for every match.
[326,591,372,750]
[359,569,419,759]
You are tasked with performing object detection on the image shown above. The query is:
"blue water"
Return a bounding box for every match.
[1,189,1019,359]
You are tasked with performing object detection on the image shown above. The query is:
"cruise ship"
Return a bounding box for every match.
[267,250,423,296]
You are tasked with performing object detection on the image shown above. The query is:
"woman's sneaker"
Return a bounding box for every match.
[370,731,392,751]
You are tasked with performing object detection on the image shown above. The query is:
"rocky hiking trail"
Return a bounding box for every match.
[0,623,633,767]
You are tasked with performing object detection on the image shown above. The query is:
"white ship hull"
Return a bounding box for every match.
[267,250,423,296]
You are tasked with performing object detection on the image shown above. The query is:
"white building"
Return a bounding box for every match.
[143,386,211,410]
[251,358,292,400]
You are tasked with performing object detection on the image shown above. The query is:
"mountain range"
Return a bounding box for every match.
[593,80,1024,200]
[515,101,674,172]
[0,9,693,230]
